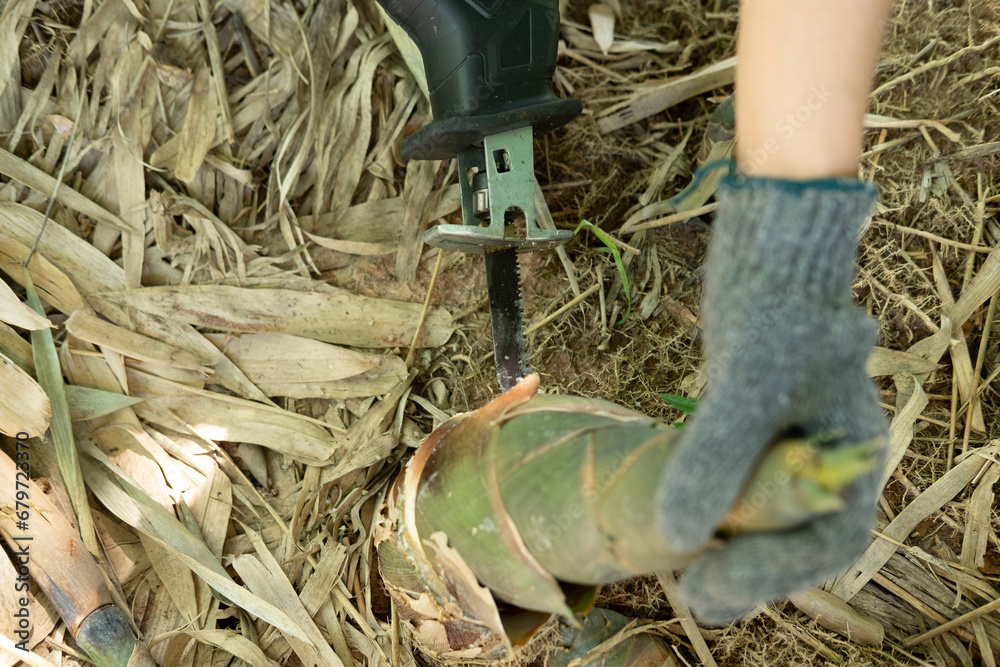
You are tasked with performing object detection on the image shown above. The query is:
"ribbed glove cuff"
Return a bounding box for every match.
[707,175,877,305]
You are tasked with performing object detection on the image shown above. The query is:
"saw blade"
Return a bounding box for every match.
[484,247,528,392]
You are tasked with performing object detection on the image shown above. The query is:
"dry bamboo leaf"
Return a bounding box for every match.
[207,332,379,381]
[100,308,272,406]
[377,4,429,99]
[66,310,207,370]
[95,422,203,512]
[240,528,345,666]
[893,313,950,413]
[233,554,335,666]
[335,373,412,452]
[396,159,440,280]
[959,462,999,571]
[151,66,219,183]
[587,3,615,56]
[0,202,126,297]
[331,3,359,62]
[597,57,737,133]
[317,379,414,481]
[196,0,234,144]
[905,314,951,367]
[882,376,928,490]
[865,346,939,377]
[304,231,395,256]
[127,369,338,464]
[143,534,200,623]
[832,447,994,601]
[0,320,33,373]
[229,63,295,138]
[79,444,311,643]
[0,278,50,330]
[0,149,139,235]
[64,384,144,421]
[933,251,986,433]
[91,285,454,348]
[234,557,342,663]
[203,153,254,186]
[185,462,232,561]
[335,40,396,215]
[324,432,398,483]
[237,442,268,486]
[949,333,987,433]
[108,40,153,290]
[0,0,36,130]
[560,21,679,55]
[153,629,280,667]
[948,246,1000,330]
[0,234,87,315]
[205,332,406,398]
[365,80,420,185]
[298,540,348,616]
[155,625,198,667]
[66,0,129,68]
[294,542,354,665]
[292,183,460,246]
[227,0,270,39]
[0,351,49,437]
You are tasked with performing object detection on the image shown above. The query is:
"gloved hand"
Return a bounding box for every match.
[655,174,888,625]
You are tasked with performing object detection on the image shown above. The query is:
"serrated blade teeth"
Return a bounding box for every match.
[484,248,528,392]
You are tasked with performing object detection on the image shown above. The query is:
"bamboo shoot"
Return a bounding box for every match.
[376,375,880,662]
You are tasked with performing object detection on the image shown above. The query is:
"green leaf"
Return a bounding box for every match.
[65,385,144,421]
[574,220,630,326]
[23,267,99,554]
[659,393,699,415]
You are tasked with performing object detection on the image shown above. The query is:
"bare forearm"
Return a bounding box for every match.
[735,0,892,179]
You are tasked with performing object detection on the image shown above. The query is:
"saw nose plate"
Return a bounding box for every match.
[422,126,573,254]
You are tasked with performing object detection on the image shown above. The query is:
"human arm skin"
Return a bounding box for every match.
[735,0,893,179]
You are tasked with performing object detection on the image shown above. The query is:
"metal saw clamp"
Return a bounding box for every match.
[375,0,582,391]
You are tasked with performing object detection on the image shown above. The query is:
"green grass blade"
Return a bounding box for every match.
[574,220,630,326]
[23,267,99,555]
[659,393,699,415]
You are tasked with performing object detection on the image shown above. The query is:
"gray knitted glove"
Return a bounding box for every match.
[655,174,887,625]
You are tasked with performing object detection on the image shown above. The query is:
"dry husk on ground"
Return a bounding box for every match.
[0,0,998,664]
